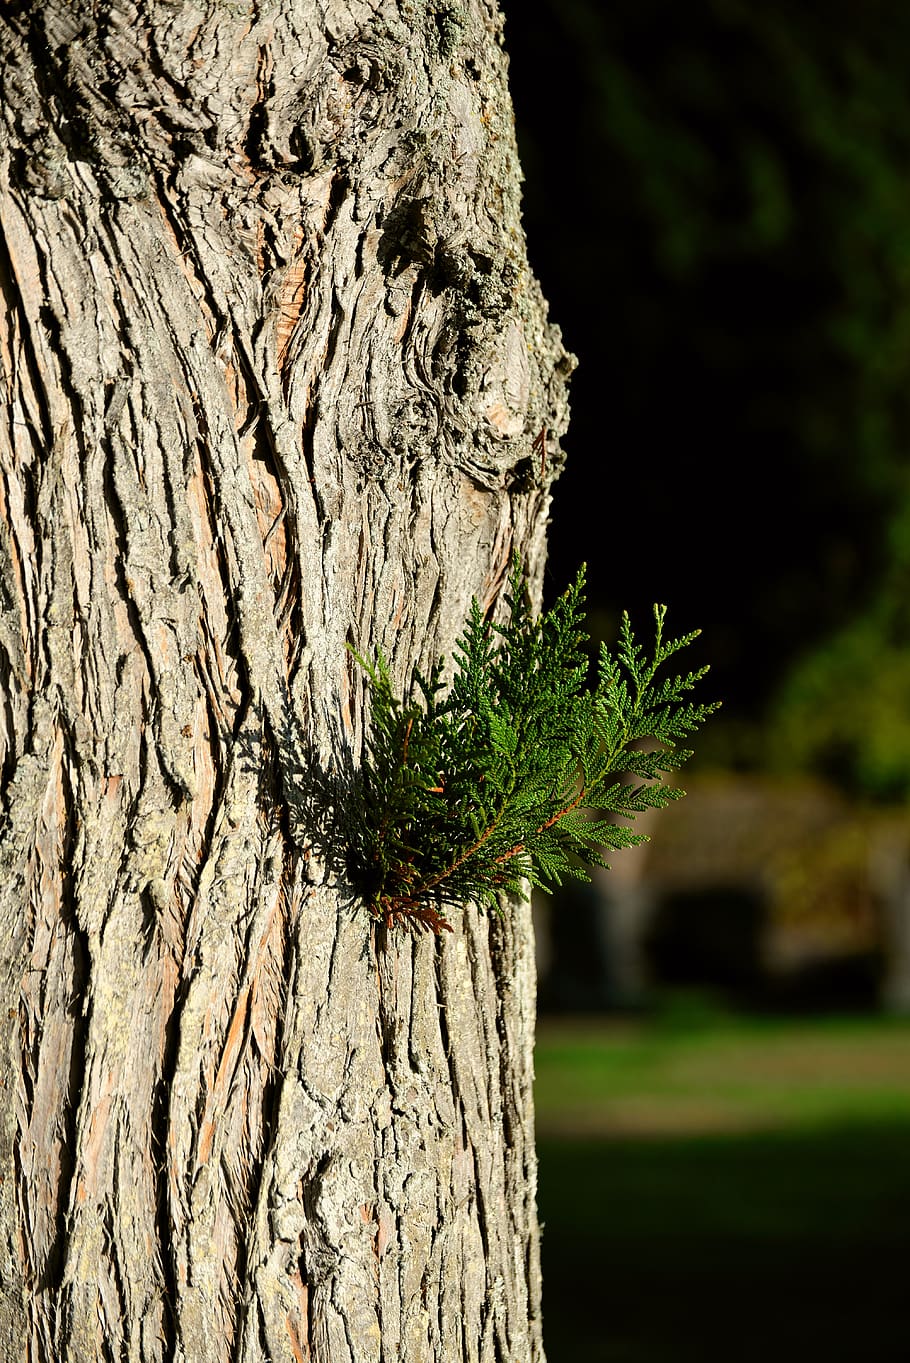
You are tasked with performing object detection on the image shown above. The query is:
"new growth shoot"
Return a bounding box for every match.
[351,562,718,934]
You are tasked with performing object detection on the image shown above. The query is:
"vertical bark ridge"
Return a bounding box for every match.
[0,2,572,1359]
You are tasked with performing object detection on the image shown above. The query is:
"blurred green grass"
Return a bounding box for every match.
[535,1007,910,1362]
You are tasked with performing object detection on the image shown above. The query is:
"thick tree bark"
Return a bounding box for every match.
[0,3,572,1359]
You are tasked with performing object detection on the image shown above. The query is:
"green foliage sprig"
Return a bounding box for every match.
[350,563,718,934]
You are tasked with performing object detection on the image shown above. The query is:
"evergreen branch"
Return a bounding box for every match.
[348,561,719,934]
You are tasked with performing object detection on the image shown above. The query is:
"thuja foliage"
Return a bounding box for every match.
[351,564,718,934]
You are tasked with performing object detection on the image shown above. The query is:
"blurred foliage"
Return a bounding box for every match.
[767,610,910,797]
[504,0,910,797]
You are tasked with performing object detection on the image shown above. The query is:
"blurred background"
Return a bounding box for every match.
[499,0,910,1358]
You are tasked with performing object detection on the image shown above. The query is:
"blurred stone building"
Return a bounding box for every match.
[536,775,910,1013]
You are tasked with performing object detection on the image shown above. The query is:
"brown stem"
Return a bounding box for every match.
[417,810,504,894]
[490,782,589,869]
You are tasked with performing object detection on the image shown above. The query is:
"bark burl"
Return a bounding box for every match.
[0,3,573,1359]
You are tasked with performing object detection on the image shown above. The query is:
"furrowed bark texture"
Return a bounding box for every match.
[0,3,572,1360]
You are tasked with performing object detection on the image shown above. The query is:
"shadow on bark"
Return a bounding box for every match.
[234,700,369,909]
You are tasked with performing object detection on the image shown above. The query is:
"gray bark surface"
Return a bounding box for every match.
[0,3,572,1359]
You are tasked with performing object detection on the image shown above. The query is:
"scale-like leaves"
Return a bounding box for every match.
[350,562,719,933]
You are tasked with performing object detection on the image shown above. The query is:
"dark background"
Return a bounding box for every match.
[502,0,910,795]
[498,6,910,1361]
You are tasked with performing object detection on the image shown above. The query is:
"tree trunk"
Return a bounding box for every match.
[0,3,572,1360]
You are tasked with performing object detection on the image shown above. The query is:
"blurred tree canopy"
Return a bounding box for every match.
[503,0,910,798]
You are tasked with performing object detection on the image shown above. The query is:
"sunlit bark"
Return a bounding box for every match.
[0,3,572,1358]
